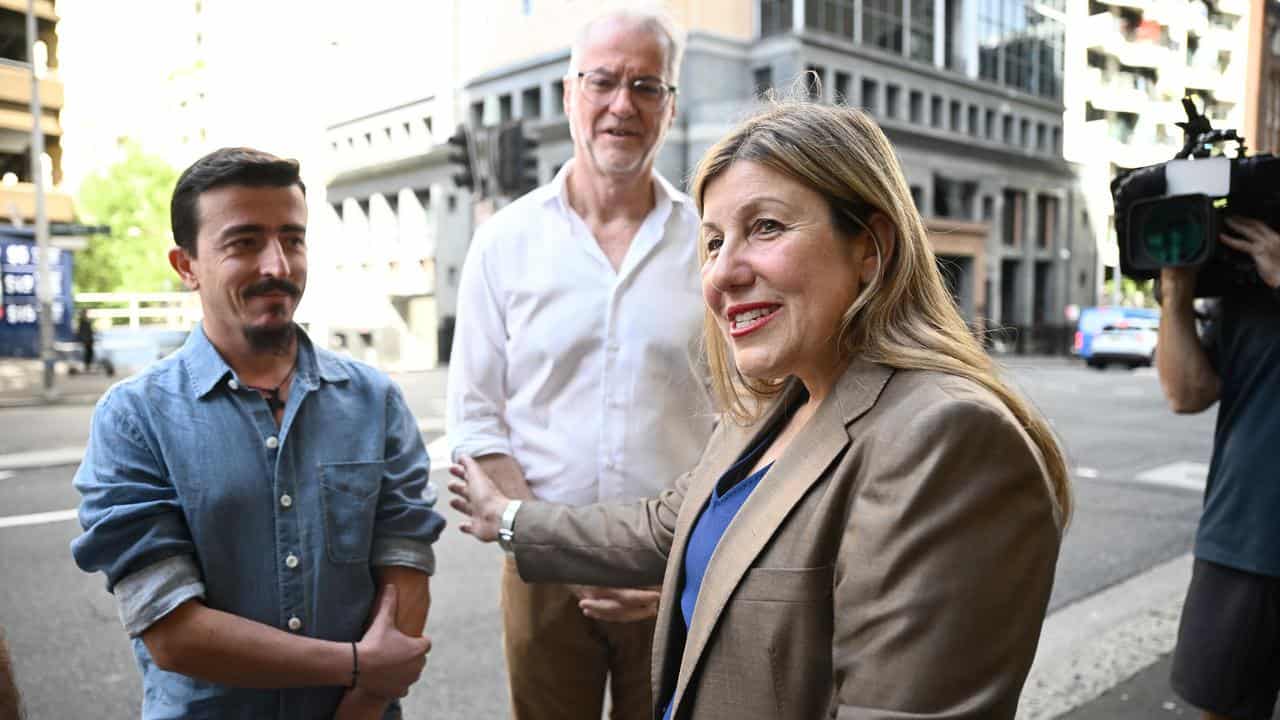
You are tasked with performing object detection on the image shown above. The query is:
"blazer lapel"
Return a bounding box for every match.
[666,360,894,718]
[651,418,754,710]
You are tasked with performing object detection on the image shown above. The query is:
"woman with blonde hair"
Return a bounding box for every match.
[450,99,1069,719]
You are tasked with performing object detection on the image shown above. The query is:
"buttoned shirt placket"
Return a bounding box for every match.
[227,368,313,644]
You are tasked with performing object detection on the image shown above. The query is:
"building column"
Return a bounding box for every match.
[935,0,947,68]
[1019,189,1038,327]
[986,188,1005,328]
[793,0,805,32]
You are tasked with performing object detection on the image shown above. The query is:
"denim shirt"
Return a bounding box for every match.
[71,324,446,720]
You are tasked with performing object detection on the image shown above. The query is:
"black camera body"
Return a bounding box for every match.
[1111,99,1280,297]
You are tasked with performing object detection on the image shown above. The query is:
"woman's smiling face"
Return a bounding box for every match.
[699,160,876,389]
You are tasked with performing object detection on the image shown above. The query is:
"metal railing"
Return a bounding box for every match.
[74,291,201,330]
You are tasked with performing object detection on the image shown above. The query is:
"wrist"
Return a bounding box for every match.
[497,499,523,553]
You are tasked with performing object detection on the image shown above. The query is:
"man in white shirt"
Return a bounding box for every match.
[446,9,713,720]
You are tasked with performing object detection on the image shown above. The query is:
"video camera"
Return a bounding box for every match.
[1111,97,1280,297]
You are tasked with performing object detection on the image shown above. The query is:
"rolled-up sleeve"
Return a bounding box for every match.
[70,396,205,636]
[373,383,446,575]
[446,227,514,462]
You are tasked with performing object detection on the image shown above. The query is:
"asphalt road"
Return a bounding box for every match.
[0,359,1217,719]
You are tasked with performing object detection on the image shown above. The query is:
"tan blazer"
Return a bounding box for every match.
[513,359,1062,719]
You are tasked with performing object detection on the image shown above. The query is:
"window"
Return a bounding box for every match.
[886,84,901,118]
[910,185,924,211]
[834,71,852,102]
[909,90,923,123]
[977,0,1065,98]
[498,94,513,123]
[522,86,542,119]
[806,0,855,38]
[863,0,904,53]
[754,66,774,95]
[910,0,935,62]
[984,108,996,139]
[805,64,826,100]
[1037,194,1058,249]
[1036,122,1046,152]
[551,80,565,115]
[968,105,979,136]
[1020,117,1030,147]
[931,94,943,127]
[949,100,961,131]
[1002,114,1014,143]
[470,100,485,127]
[862,78,880,114]
[760,0,794,37]
[1052,126,1062,154]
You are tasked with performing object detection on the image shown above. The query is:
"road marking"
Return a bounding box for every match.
[0,508,78,530]
[1134,461,1208,493]
[0,446,85,471]
[1017,553,1192,719]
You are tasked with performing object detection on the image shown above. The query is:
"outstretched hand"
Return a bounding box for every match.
[447,455,510,542]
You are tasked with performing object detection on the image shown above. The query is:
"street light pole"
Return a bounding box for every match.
[27,0,52,398]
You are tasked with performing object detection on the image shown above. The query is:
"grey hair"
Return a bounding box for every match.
[566,7,685,83]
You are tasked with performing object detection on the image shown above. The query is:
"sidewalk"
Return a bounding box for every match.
[0,358,118,408]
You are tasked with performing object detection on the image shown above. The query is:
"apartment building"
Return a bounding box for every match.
[0,0,71,227]
[325,0,1098,365]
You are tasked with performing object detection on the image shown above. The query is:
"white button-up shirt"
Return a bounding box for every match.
[447,161,715,506]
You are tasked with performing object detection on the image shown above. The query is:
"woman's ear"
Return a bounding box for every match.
[862,213,897,285]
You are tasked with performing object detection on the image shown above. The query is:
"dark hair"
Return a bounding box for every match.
[170,147,305,255]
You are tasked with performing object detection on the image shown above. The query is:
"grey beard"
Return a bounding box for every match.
[243,322,296,356]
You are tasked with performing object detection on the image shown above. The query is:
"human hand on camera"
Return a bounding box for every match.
[571,585,662,622]
[1219,217,1280,289]
[447,456,508,542]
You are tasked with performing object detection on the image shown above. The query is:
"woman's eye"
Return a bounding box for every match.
[755,219,782,235]
[705,236,722,253]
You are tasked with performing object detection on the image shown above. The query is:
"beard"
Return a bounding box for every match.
[243,320,296,356]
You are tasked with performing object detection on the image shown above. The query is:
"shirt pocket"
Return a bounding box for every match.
[319,460,384,565]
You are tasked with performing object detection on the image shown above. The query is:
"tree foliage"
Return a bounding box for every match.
[74,141,179,293]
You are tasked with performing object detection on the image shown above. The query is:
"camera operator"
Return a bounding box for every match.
[1159,216,1280,720]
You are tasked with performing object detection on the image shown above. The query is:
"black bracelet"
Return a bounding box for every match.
[350,641,359,689]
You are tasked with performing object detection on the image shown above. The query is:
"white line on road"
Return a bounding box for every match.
[0,508,78,530]
[0,446,85,471]
[1134,462,1208,493]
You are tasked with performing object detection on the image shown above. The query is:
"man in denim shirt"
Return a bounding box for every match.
[71,147,446,720]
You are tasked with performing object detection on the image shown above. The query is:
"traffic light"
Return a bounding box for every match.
[446,124,475,192]
[497,121,539,198]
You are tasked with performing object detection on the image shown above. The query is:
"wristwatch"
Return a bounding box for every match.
[497,500,523,554]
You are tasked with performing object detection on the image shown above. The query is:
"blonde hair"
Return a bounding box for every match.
[689,99,1071,528]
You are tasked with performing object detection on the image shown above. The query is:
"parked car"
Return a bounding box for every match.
[1087,318,1159,369]
[1073,306,1160,362]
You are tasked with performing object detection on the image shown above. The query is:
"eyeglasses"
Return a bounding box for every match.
[576,70,677,112]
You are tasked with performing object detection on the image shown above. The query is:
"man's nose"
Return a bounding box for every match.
[608,83,638,117]
[259,238,291,277]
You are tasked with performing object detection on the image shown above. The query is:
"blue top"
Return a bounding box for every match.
[659,428,776,720]
[1196,289,1280,576]
[71,324,446,720]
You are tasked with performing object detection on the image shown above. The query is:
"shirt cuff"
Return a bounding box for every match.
[449,440,512,464]
[114,555,206,638]
[373,537,437,576]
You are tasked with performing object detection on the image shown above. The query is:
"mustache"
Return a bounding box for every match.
[242,278,302,300]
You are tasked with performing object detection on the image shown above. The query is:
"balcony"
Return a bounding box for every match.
[1081,118,1180,169]
[1085,67,1157,115]
[0,182,74,223]
[0,63,62,110]
[1085,13,1169,69]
